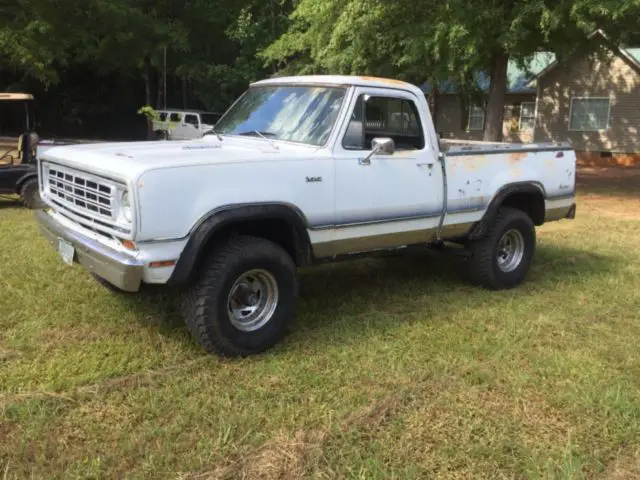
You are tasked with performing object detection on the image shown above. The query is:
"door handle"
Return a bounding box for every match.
[416,162,434,168]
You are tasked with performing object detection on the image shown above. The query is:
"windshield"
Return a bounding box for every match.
[200,113,221,125]
[214,85,347,146]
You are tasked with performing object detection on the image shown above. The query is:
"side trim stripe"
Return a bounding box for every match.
[310,212,442,231]
[546,192,576,201]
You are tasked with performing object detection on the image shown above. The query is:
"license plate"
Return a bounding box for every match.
[58,238,75,266]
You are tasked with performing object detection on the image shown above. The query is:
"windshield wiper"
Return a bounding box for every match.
[202,128,224,141]
[237,130,276,138]
[237,130,279,151]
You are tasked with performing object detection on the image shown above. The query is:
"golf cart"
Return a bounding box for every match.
[0,93,42,209]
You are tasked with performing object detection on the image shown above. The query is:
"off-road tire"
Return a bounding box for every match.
[19,178,43,209]
[181,235,298,357]
[468,207,536,290]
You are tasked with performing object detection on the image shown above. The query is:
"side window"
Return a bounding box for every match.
[158,111,168,121]
[169,112,182,122]
[184,114,199,126]
[342,95,424,151]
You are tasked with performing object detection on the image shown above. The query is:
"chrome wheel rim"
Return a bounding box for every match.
[496,229,525,273]
[227,269,279,332]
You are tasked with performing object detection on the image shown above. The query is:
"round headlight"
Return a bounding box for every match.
[121,191,132,222]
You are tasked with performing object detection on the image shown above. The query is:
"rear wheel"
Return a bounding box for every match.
[181,235,298,357]
[468,207,536,290]
[154,130,170,140]
[19,178,44,209]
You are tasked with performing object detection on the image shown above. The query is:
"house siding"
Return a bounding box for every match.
[433,94,536,143]
[534,42,640,154]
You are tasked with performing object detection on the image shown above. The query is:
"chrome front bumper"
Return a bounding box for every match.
[36,209,144,292]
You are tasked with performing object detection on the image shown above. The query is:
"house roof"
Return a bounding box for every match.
[420,30,640,96]
[528,30,640,83]
[420,53,554,95]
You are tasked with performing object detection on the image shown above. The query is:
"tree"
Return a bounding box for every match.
[263,0,640,141]
[0,0,92,84]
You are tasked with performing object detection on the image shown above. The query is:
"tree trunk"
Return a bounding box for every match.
[156,70,163,109]
[483,49,509,142]
[428,87,438,132]
[142,57,153,107]
[182,76,188,109]
[458,95,469,132]
[142,55,155,140]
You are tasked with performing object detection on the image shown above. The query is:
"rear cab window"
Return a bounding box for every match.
[342,95,425,151]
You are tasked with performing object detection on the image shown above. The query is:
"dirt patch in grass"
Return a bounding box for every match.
[577,166,640,195]
[182,390,409,480]
[185,429,327,480]
[600,450,640,480]
[577,167,640,219]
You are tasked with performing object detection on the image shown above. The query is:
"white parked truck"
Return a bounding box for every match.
[36,75,577,356]
[152,109,222,140]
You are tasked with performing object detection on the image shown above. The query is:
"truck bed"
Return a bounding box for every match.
[440,139,573,156]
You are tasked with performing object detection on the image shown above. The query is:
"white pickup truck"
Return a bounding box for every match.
[36,75,577,357]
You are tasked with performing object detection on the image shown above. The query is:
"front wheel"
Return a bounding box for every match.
[19,178,44,209]
[467,207,536,290]
[181,235,298,357]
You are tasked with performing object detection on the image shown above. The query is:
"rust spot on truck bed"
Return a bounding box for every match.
[460,154,489,172]
[508,152,528,163]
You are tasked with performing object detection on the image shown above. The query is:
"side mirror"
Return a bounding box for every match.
[371,137,395,155]
[360,137,395,165]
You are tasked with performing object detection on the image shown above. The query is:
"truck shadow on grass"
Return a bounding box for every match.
[119,242,618,354]
[292,245,622,334]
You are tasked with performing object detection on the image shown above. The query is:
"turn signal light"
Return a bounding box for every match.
[121,240,137,250]
[149,260,177,268]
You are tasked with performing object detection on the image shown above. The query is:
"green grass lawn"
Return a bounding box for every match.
[1,169,640,479]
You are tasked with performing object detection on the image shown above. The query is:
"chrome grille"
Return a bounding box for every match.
[42,162,131,238]
[48,167,113,218]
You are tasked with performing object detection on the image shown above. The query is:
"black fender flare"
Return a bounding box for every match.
[15,172,38,193]
[167,203,312,285]
[468,182,546,240]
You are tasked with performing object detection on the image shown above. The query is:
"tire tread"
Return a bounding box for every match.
[181,235,296,357]
[468,207,535,290]
[19,178,42,209]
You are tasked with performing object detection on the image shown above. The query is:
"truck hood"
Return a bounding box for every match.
[39,136,317,183]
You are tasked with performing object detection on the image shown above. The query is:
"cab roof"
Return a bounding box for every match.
[0,93,34,101]
[251,75,422,96]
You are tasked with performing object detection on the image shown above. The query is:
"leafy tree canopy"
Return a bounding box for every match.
[263,0,640,140]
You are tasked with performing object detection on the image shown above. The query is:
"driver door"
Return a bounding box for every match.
[183,114,201,139]
[330,86,443,256]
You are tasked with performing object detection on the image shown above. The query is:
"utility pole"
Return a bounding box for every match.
[163,46,167,110]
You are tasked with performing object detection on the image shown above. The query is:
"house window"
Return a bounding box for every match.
[468,105,484,131]
[569,98,610,131]
[519,102,536,131]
